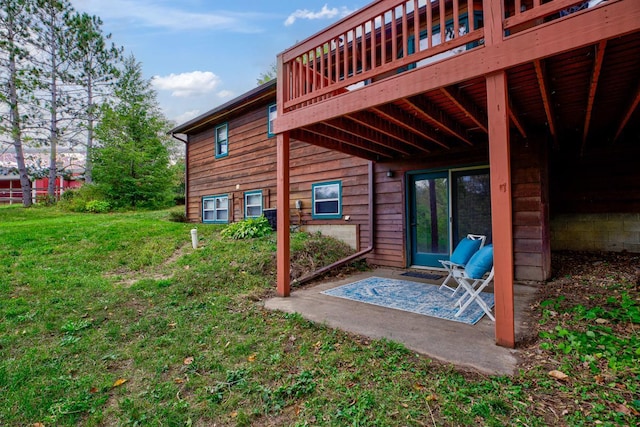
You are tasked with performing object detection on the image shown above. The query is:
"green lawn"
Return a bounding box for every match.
[0,206,638,426]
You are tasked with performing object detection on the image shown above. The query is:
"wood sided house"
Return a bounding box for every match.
[172,0,640,349]
[170,80,371,253]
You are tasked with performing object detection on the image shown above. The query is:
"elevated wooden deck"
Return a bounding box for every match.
[273,0,640,348]
[274,0,640,158]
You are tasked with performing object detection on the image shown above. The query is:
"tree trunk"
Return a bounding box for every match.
[85,74,93,183]
[47,30,58,199]
[7,15,32,207]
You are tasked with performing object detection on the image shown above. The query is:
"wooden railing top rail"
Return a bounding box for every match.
[503,0,614,32]
[280,0,407,63]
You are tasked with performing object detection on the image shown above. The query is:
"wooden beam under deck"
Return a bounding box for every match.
[581,40,607,153]
[324,117,414,156]
[304,123,397,159]
[485,0,514,349]
[613,80,640,143]
[292,128,384,161]
[533,59,558,147]
[487,70,515,349]
[508,97,528,139]
[371,104,450,149]
[405,96,474,145]
[439,87,488,133]
[347,111,432,155]
[276,132,291,297]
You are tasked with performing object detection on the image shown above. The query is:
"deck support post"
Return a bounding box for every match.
[276,131,291,297]
[486,70,515,348]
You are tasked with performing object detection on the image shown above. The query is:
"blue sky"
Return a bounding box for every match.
[70,1,372,125]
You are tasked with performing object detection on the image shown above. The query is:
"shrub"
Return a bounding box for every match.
[60,189,77,202]
[58,185,109,212]
[168,210,188,222]
[221,216,273,240]
[85,200,111,213]
[35,194,56,206]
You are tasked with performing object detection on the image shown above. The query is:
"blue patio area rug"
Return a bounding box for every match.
[322,276,494,325]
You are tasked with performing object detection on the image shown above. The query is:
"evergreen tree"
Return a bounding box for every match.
[67,12,121,184]
[31,0,77,198]
[0,0,38,206]
[92,55,173,209]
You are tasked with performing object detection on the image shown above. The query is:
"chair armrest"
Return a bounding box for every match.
[439,260,465,268]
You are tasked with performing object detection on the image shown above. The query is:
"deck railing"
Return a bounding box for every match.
[279,0,612,113]
[280,0,484,111]
[503,0,610,35]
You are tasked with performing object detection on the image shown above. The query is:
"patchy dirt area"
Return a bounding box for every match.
[516,251,640,422]
[519,250,639,360]
[525,251,638,333]
[539,251,639,308]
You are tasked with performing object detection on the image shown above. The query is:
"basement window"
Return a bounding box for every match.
[312,181,342,219]
[202,195,228,223]
[244,190,263,218]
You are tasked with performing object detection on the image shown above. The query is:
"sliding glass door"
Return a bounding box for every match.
[409,172,449,266]
[451,169,492,245]
[409,168,491,268]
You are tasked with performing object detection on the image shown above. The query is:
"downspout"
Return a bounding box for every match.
[171,133,189,218]
[171,133,187,144]
[292,161,375,286]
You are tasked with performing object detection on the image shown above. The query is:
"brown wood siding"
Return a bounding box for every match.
[186,106,279,222]
[185,100,370,249]
[511,135,551,282]
[370,169,406,266]
[366,149,488,268]
[360,142,551,282]
[186,102,553,283]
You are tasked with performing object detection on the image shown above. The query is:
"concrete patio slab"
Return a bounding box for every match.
[264,268,539,376]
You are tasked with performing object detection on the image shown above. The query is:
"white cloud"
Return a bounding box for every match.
[284,4,355,26]
[71,0,265,33]
[174,109,201,124]
[216,90,235,99]
[152,71,220,98]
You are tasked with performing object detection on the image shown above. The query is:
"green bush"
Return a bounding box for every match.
[60,189,77,202]
[58,191,84,212]
[35,194,56,206]
[221,216,273,240]
[58,185,110,212]
[167,210,187,222]
[85,200,111,213]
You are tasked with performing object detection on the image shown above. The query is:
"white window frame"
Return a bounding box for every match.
[312,181,342,219]
[202,195,229,223]
[215,123,228,158]
[244,190,263,218]
[267,104,277,137]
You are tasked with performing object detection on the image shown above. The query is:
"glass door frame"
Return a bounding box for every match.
[408,171,450,267]
[407,165,490,268]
